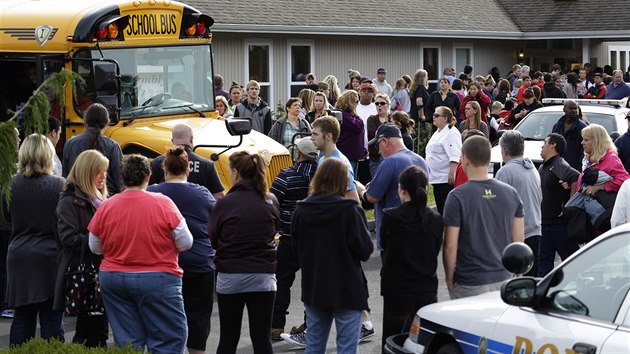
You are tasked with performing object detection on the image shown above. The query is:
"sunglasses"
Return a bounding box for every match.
[433,113,444,118]
[375,102,388,106]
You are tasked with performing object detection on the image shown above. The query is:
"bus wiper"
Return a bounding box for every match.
[122,104,158,126]
[163,104,206,117]
[524,137,543,141]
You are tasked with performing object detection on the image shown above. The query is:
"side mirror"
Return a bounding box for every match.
[501,277,537,306]
[225,117,252,136]
[93,61,120,124]
[330,110,343,124]
[502,242,534,275]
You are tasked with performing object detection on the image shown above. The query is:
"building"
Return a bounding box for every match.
[190,0,630,108]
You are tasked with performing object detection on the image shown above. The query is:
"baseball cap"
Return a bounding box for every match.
[294,137,319,159]
[377,68,386,74]
[306,72,315,80]
[368,124,402,146]
[360,82,377,93]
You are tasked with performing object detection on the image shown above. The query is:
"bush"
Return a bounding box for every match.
[0,338,144,353]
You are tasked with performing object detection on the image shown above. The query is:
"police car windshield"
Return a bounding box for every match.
[75,45,215,118]
[516,111,616,141]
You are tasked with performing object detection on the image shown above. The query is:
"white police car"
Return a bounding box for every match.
[384,224,630,354]
[489,98,630,177]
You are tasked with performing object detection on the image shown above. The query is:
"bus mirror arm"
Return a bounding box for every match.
[192,117,251,161]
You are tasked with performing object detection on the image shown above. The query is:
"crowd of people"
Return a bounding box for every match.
[2,59,630,354]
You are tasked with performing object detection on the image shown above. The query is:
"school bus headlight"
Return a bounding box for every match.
[107,23,119,39]
[196,22,206,36]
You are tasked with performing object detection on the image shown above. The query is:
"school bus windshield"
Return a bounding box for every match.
[74,44,214,118]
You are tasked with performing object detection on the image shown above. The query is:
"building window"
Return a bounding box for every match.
[420,44,441,92]
[609,46,630,71]
[288,42,314,97]
[245,41,273,105]
[453,44,473,76]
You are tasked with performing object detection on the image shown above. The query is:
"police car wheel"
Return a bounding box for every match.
[435,343,462,354]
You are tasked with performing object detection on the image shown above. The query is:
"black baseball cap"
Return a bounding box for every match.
[368,124,402,146]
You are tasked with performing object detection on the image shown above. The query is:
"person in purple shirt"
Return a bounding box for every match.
[214,74,230,100]
[335,90,365,176]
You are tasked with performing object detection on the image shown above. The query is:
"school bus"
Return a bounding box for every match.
[0,0,291,187]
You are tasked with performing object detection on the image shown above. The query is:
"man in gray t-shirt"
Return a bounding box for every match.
[443,136,524,300]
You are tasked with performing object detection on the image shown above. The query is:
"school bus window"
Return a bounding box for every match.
[72,44,214,119]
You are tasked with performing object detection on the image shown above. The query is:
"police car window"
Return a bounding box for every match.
[515,112,562,140]
[545,233,630,322]
[582,113,615,133]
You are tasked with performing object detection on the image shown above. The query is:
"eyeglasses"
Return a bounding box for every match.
[433,113,444,118]
[375,102,388,106]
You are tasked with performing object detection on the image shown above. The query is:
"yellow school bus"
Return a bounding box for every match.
[0,0,291,187]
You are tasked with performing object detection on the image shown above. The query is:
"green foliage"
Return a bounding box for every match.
[0,338,144,353]
[0,68,81,204]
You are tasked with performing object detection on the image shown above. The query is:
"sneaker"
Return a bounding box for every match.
[281,332,307,347]
[290,322,306,334]
[1,309,14,319]
[271,328,284,341]
[359,325,375,342]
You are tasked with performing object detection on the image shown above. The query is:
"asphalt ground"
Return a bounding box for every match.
[0,223,454,353]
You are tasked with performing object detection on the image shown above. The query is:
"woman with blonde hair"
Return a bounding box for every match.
[321,75,341,107]
[297,89,316,120]
[459,101,489,139]
[55,149,109,347]
[578,124,629,196]
[215,95,233,118]
[425,106,462,214]
[390,78,410,113]
[305,91,332,123]
[335,90,365,175]
[291,158,372,353]
[3,134,65,346]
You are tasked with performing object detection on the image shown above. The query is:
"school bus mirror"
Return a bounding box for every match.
[95,95,120,125]
[225,118,252,136]
[93,62,118,93]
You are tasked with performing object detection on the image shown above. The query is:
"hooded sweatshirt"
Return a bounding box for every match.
[291,192,373,311]
[495,157,542,238]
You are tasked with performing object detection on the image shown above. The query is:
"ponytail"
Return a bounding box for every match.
[229,151,268,198]
[398,166,428,230]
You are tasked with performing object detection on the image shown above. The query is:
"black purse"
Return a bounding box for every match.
[64,235,104,316]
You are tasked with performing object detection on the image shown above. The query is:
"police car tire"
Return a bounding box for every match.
[435,343,462,354]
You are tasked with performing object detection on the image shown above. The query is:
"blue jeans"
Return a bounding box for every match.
[539,224,580,277]
[100,271,187,354]
[10,297,64,346]
[305,304,361,354]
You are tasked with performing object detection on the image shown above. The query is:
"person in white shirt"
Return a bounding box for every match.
[356,82,378,152]
[425,106,461,214]
[611,178,630,228]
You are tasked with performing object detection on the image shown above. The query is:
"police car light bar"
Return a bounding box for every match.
[541,98,628,108]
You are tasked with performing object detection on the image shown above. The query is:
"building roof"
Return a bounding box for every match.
[191,0,630,40]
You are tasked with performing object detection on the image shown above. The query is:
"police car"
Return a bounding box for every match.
[384,224,630,354]
[489,98,630,177]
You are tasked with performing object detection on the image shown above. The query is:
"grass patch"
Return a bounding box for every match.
[0,338,143,353]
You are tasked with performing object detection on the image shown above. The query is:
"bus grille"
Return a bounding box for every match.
[267,154,292,186]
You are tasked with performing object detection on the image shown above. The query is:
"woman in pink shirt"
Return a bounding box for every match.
[88,154,193,354]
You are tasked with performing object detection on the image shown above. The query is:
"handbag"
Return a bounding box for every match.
[64,235,104,316]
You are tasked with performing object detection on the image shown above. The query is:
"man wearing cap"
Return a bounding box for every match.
[360,124,429,259]
[270,138,318,341]
[584,72,607,99]
[374,68,392,97]
[305,73,318,92]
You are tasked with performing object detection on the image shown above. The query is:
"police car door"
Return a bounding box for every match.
[495,231,630,354]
